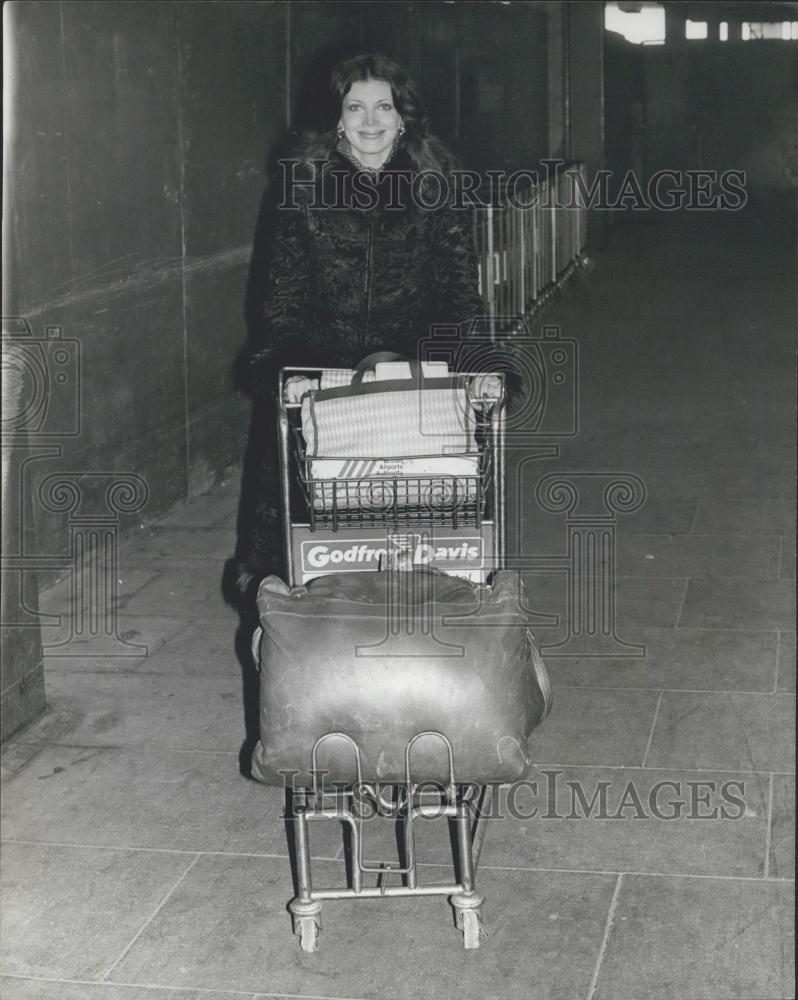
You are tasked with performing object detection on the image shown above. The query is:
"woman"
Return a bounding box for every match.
[236,53,485,595]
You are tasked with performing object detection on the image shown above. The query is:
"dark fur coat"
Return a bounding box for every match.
[260,144,485,370]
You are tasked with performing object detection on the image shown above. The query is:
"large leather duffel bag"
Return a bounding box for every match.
[250,569,552,787]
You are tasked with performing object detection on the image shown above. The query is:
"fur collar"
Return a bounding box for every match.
[335,134,404,173]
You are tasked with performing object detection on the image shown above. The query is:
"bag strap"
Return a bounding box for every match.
[352,356,422,386]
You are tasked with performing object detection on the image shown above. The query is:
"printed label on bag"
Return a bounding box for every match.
[309,456,479,479]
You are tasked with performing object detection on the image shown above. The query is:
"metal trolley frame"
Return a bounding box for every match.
[265,366,508,951]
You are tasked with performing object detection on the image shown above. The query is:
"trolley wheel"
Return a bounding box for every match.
[460,908,484,950]
[297,916,320,953]
[290,898,322,953]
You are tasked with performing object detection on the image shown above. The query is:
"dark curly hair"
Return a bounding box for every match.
[295,52,458,178]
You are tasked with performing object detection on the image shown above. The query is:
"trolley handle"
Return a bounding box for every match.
[278,366,505,410]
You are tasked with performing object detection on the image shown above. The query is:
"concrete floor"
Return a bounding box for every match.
[2,209,795,999]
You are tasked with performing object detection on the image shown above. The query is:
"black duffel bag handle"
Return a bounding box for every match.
[351,351,418,386]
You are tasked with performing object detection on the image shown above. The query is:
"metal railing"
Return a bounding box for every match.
[473,162,588,330]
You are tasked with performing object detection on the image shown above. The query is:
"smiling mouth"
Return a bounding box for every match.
[359,131,385,139]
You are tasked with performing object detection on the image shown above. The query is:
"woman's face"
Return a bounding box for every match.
[339,78,403,167]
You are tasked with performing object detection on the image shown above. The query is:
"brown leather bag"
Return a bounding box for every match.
[250,569,552,787]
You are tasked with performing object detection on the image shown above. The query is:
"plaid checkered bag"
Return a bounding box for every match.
[301,366,477,458]
[319,368,375,390]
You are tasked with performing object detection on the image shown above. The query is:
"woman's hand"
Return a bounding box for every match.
[283,375,318,403]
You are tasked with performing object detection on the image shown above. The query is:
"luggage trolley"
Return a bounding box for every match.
[263,364,510,951]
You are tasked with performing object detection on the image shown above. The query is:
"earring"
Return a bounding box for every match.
[398,122,406,136]
[336,125,344,139]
